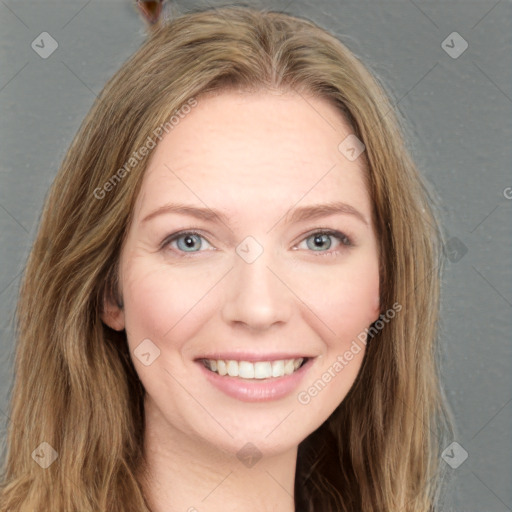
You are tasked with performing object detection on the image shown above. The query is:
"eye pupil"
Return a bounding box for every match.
[168,230,349,257]
[177,233,201,251]
[308,233,331,251]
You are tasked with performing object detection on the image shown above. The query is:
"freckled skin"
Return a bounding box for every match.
[102,91,380,512]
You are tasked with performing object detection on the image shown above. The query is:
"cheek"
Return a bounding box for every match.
[293,263,378,418]
[121,247,379,358]
[292,255,378,373]
[122,261,217,351]
[292,256,380,342]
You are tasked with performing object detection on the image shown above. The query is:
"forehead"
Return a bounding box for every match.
[134,90,371,220]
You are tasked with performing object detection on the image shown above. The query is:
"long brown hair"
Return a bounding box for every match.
[0,5,452,511]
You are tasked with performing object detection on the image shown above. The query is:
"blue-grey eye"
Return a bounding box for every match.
[306,233,333,251]
[174,233,205,252]
[161,230,215,257]
[305,231,351,251]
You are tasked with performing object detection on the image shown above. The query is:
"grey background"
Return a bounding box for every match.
[0,0,511,510]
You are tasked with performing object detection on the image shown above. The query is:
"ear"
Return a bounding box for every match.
[101,288,125,331]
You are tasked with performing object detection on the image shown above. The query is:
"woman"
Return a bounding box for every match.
[0,6,453,511]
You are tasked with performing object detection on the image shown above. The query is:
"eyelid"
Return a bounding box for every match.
[160,230,214,254]
[161,228,354,257]
[294,229,354,255]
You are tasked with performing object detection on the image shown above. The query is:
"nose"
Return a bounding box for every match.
[220,244,293,331]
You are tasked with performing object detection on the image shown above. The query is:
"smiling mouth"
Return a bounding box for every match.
[200,357,309,379]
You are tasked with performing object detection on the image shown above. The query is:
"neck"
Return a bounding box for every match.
[137,396,297,512]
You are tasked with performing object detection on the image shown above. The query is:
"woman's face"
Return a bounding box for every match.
[102,90,380,457]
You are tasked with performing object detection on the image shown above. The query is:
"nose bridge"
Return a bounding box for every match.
[220,235,292,329]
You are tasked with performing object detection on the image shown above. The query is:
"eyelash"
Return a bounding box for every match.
[160,229,354,258]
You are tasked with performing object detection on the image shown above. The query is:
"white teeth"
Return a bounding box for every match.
[217,360,227,376]
[203,357,305,379]
[254,361,272,379]
[271,360,284,377]
[227,360,239,377]
[239,361,255,378]
[284,359,295,375]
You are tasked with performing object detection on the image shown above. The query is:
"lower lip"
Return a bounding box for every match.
[196,358,314,402]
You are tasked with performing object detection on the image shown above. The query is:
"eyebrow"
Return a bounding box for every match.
[141,200,369,226]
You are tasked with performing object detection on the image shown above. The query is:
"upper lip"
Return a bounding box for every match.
[195,352,312,363]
